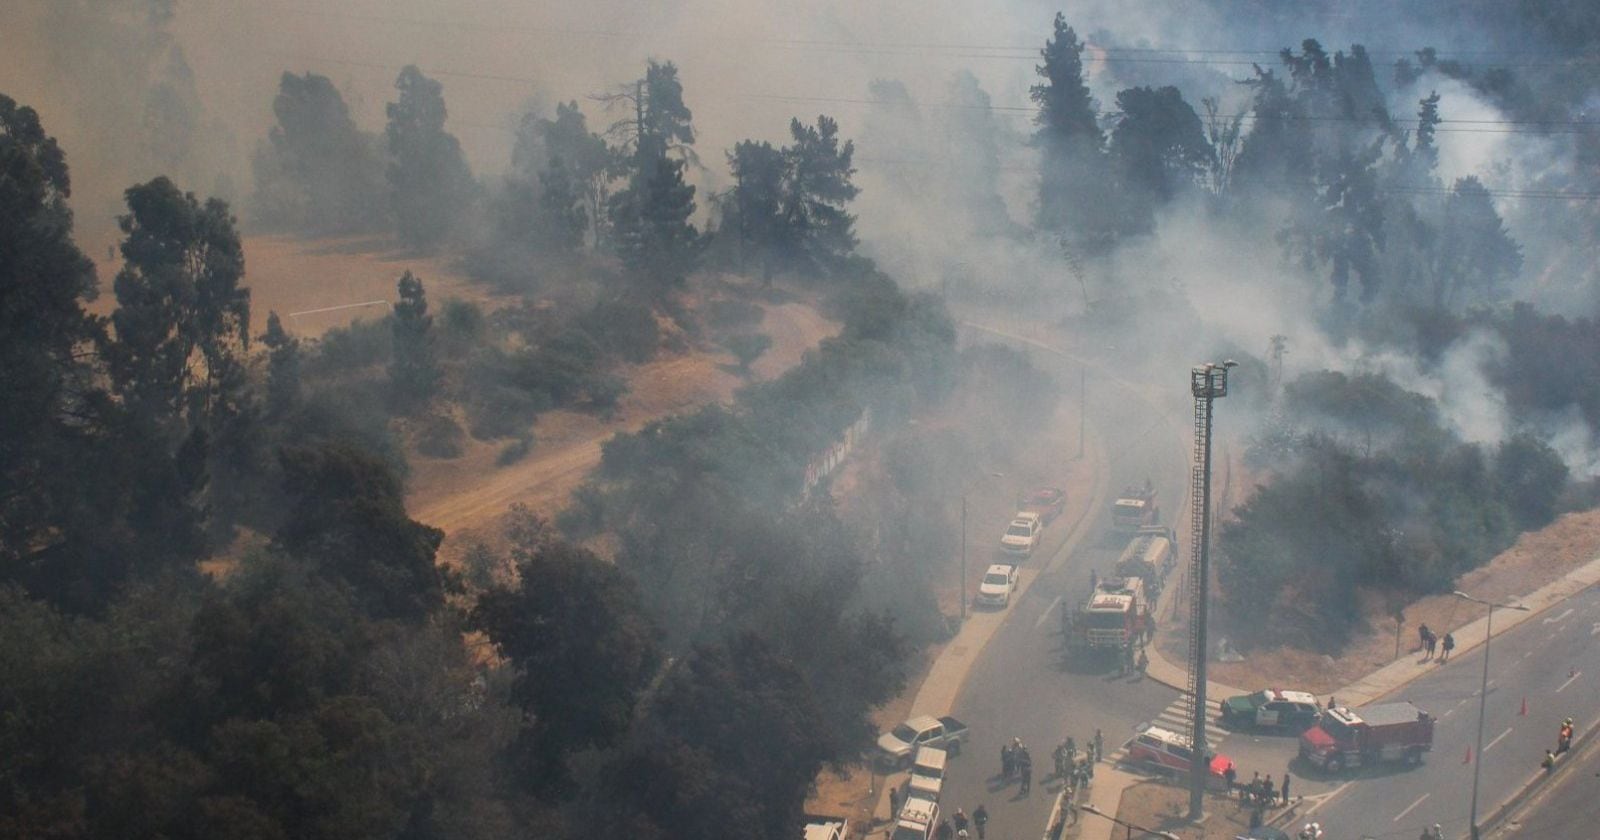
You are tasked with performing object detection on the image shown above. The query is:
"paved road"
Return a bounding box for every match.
[1304,584,1600,840]
[935,348,1267,838]
[1488,700,1600,839]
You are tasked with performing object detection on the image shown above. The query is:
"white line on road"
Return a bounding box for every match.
[1394,792,1430,821]
[1036,596,1062,629]
[1304,782,1352,816]
[1523,650,1533,658]
[1557,670,1582,693]
[1543,608,1575,624]
[1485,726,1514,753]
[1442,708,1454,719]
[288,299,390,317]
[1591,622,1600,636]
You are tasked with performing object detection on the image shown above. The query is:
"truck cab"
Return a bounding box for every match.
[1111,485,1159,532]
[1299,702,1434,773]
[1075,577,1148,651]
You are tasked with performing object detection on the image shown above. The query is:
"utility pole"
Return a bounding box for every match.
[1187,361,1235,821]
[1078,368,1086,459]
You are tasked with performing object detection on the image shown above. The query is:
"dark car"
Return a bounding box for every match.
[1219,689,1322,731]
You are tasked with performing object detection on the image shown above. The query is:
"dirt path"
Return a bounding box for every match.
[407,301,838,544]
[89,232,505,335]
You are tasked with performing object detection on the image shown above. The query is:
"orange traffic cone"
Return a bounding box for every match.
[1521,696,1528,716]
[1463,745,1473,764]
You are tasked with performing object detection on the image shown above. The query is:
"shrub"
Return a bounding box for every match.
[724,332,773,372]
[579,300,659,363]
[583,372,628,416]
[307,316,392,376]
[466,385,548,440]
[416,412,466,458]
[704,297,765,330]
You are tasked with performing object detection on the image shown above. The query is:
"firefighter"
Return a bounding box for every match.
[1559,718,1574,754]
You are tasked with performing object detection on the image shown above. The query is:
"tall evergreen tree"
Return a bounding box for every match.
[781,115,859,272]
[1031,14,1107,237]
[0,94,103,595]
[251,71,385,233]
[726,139,787,276]
[385,65,475,250]
[1432,176,1522,308]
[106,176,251,434]
[389,270,438,409]
[608,61,701,296]
[1107,86,1213,231]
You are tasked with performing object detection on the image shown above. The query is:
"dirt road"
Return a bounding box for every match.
[407,300,838,541]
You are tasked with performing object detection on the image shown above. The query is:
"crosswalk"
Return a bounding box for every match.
[1105,697,1230,766]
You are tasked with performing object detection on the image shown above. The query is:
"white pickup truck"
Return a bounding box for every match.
[1000,512,1043,557]
[876,715,969,769]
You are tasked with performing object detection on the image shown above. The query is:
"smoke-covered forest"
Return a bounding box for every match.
[5,0,1600,837]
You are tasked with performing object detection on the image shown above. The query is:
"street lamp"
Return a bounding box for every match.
[1079,803,1181,840]
[960,471,1005,622]
[1453,590,1530,840]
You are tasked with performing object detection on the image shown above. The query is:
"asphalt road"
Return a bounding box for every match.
[934,349,1230,839]
[1487,698,1600,839]
[1303,584,1600,840]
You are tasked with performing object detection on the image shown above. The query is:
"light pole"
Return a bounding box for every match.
[1187,360,1235,820]
[959,471,1004,623]
[1079,803,1181,840]
[1453,590,1529,840]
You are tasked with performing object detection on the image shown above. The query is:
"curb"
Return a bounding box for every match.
[1479,718,1598,837]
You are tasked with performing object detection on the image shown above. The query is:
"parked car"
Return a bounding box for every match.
[889,795,939,840]
[801,816,849,840]
[1019,486,1067,524]
[876,715,969,769]
[1220,689,1323,731]
[1000,513,1043,557]
[905,746,947,801]
[976,563,1019,608]
[1123,723,1233,789]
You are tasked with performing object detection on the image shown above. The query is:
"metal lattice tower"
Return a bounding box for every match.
[1187,362,1233,820]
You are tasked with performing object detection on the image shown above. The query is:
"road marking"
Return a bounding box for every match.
[1591,621,1600,636]
[1303,781,1352,816]
[1442,708,1454,719]
[1543,608,1574,624]
[1557,670,1582,693]
[1484,727,1514,753]
[288,299,390,317]
[1036,596,1062,629]
[1523,650,1533,658]
[1394,792,1430,821]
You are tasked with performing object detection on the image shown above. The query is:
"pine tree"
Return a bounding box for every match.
[781,115,859,272]
[1030,14,1110,241]
[389,271,438,409]
[385,65,475,250]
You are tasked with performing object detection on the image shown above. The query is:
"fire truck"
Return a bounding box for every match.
[1298,701,1435,773]
[1066,576,1150,656]
[1110,483,1160,534]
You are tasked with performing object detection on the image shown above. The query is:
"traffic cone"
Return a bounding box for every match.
[1521,696,1528,716]
[1464,745,1473,764]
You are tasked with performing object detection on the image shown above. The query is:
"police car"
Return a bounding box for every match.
[1219,688,1322,731]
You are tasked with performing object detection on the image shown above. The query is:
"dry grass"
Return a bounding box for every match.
[1117,780,1285,840]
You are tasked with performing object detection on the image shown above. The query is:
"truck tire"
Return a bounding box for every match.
[1327,754,1345,774]
[1406,747,1424,766]
[948,740,962,757]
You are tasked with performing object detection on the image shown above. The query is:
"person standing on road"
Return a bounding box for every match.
[1094,728,1104,762]
[952,808,969,834]
[1002,742,1014,779]
[1542,748,1556,771]
[1065,736,1077,765]
[972,804,989,839]
[1280,772,1291,805]
[1420,624,1434,659]
[1020,754,1033,795]
[1441,632,1455,662]
[1223,763,1238,797]
[888,787,899,821]
[1263,774,1274,808]
[935,818,954,840]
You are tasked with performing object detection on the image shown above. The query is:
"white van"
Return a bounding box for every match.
[906,746,948,801]
[890,795,939,840]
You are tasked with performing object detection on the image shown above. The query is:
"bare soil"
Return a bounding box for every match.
[90,233,505,335]
[1117,779,1279,840]
[407,298,839,562]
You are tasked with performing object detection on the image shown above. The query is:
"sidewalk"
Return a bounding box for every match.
[1108,552,1600,840]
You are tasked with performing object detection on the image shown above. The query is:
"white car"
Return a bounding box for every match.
[976,563,1019,608]
[1000,512,1043,557]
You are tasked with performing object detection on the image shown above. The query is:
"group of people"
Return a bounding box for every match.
[1223,767,1291,810]
[1542,716,1577,772]
[1417,624,1455,662]
[1000,738,1033,793]
[929,805,988,840]
[1050,729,1102,792]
